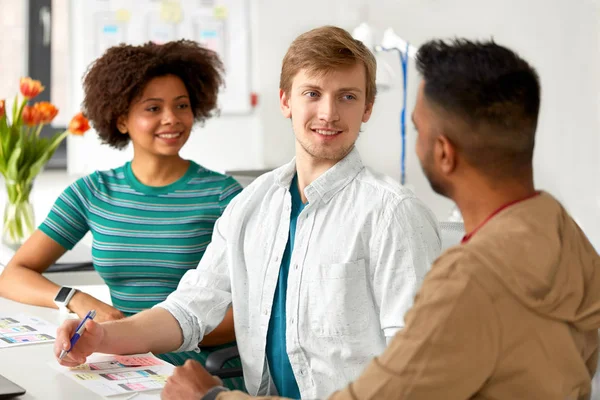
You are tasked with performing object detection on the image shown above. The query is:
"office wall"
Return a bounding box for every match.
[251,0,600,249]
[0,1,27,106]
[6,0,597,248]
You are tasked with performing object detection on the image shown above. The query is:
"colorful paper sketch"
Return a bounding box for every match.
[0,314,57,348]
[52,353,174,397]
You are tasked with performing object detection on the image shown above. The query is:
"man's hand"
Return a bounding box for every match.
[162,359,222,400]
[54,318,105,367]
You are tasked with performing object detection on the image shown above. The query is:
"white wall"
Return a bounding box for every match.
[66,0,263,174]
[65,0,600,249]
[0,1,28,113]
[251,0,600,249]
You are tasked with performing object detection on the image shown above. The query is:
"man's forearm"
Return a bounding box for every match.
[99,307,184,355]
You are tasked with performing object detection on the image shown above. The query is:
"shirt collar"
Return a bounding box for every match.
[274,147,365,204]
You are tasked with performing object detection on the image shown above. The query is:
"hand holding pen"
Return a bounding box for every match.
[55,309,105,367]
[58,309,96,360]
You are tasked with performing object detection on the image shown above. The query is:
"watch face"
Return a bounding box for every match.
[55,287,72,302]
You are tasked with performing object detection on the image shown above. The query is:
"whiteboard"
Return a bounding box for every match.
[69,0,251,115]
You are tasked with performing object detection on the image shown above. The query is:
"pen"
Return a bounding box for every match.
[58,309,96,360]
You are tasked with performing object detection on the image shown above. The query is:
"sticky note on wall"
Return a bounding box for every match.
[160,0,183,24]
[115,9,131,23]
[213,5,228,19]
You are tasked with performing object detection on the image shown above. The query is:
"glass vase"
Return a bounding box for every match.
[2,182,35,249]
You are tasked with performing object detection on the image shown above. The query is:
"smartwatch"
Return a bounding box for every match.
[53,286,77,311]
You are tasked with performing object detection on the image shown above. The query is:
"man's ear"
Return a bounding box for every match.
[436,134,457,175]
[280,89,291,119]
[362,102,374,123]
[116,116,128,134]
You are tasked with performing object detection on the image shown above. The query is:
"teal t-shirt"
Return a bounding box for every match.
[266,174,305,398]
[39,160,244,389]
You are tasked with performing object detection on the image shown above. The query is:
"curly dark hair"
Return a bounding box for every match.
[82,40,224,149]
[416,39,540,176]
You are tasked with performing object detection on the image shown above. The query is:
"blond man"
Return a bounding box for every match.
[54,26,440,398]
[164,39,600,400]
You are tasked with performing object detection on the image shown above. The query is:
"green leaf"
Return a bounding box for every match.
[6,123,19,160]
[44,130,69,158]
[6,142,22,176]
[0,117,8,172]
[15,97,27,124]
[11,94,18,122]
[20,130,68,183]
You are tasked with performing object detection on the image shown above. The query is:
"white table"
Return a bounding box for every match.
[0,235,105,290]
[0,293,164,399]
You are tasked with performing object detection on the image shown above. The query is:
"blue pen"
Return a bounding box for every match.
[58,309,96,360]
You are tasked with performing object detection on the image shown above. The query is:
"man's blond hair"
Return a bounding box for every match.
[280,26,377,104]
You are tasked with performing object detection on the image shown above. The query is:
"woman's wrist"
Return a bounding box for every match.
[67,290,89,313]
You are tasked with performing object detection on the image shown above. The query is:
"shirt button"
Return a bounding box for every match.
[294,264,298,270]
[290,318,294,324]
[274,255,279,262]
[300,369,305,375]
[263,309,269,316]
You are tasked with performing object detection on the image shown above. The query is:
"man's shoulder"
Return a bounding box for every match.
[354,166,418,203]
[225,166,285,209]
[351,167,439,238]
[240,167,281,193]
[429,246,483,281]
[352,167,436,223]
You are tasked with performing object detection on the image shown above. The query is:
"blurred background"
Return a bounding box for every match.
[0,0,599,250]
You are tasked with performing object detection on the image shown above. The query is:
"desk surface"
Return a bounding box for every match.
[0,297,163,399]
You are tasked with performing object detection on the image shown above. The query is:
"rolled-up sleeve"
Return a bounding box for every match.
[371,196,441,339]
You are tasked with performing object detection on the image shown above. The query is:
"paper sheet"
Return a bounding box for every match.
[52,353,174,397]
[0,314,57,348]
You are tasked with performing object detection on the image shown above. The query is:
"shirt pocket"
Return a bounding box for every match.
[308,259,370,337]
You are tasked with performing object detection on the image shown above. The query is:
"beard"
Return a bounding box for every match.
[297,136,355,162]
[293,119,358,162]
[421,153,450,198]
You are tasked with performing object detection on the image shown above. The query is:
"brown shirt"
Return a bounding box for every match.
[220,192,600,400]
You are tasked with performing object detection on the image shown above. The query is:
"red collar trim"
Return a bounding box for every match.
[461,192,541,244]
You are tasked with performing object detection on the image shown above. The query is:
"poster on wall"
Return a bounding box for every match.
[94,11,127,58]
[71,0,251,115]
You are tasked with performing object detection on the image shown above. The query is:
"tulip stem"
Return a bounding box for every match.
[34,124,43,137]
[16,98,27,124]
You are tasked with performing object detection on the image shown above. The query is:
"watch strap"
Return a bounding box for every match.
[201,386,230,400]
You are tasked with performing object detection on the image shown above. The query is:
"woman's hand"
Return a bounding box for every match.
[68,291,125,323]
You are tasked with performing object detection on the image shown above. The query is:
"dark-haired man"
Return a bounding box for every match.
[162,38,600,400]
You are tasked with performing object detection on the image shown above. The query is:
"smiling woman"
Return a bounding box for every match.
[116,75,195,164]
[0,40,245,390]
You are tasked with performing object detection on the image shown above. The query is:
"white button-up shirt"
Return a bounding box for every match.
[157,148,441,398]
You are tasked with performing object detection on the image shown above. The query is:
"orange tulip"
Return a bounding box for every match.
[33,102,59,124]
[0,99,5,118]
[68,112,90,136]
[19,77,45,99]
[22,105,42,126]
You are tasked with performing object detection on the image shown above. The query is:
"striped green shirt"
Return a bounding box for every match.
[39,160,245,389]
